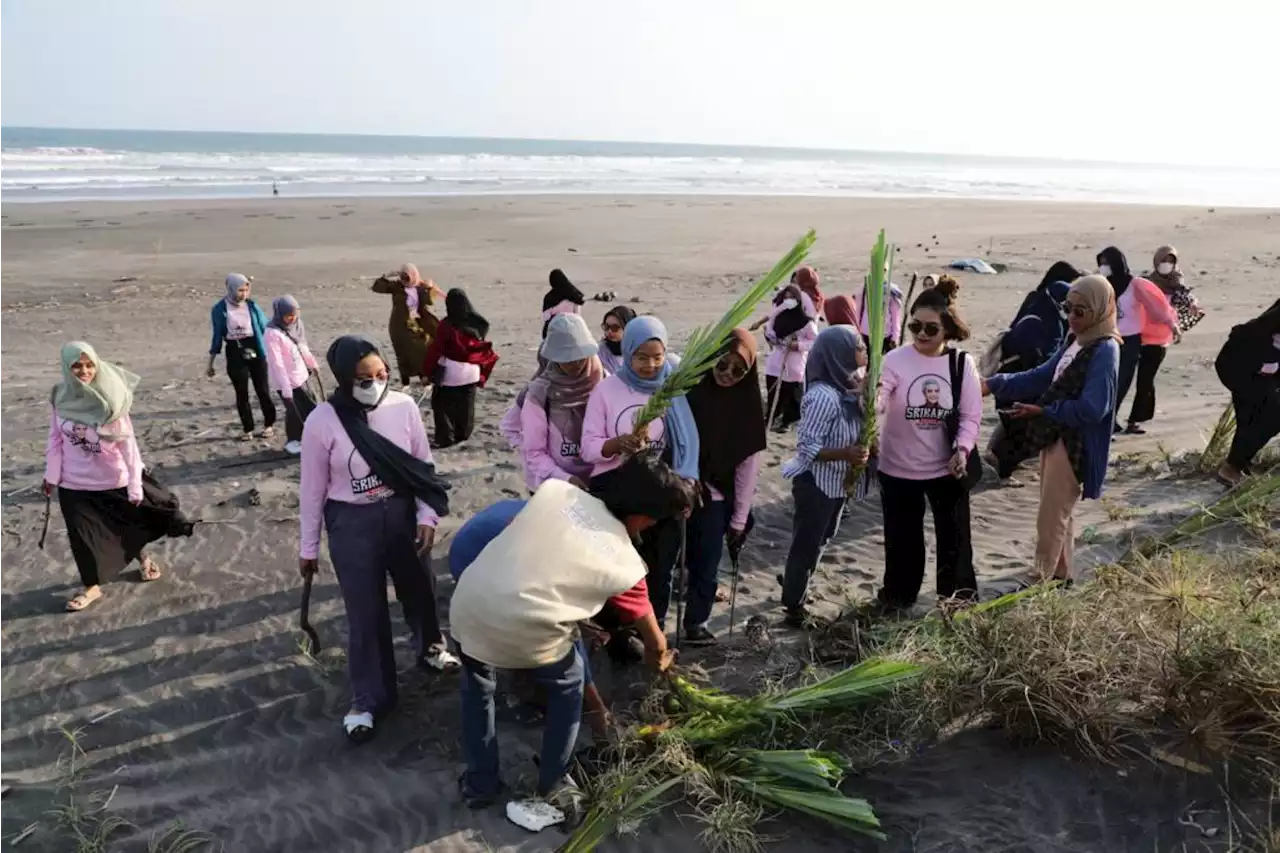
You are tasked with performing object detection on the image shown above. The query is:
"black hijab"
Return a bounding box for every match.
[445,289,490,340]
[1039,261,1084,292]
[543,269,585,313]
[686,329,768,496]
[1096,247,1133,299]
[602,305,637,356]
[326,335,450,517]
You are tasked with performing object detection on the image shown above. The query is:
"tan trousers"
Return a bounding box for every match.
[1035,440,1082,580]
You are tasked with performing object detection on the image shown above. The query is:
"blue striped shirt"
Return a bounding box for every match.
[781,383,865,499]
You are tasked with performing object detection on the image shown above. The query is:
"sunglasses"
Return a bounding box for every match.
[714,356,748,380]
[354,371,388,388]
[602,322,624,333]
[1064,303,1089,318]
[907,320,942,338]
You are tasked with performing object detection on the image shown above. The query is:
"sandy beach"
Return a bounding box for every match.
[3,194,1278,852]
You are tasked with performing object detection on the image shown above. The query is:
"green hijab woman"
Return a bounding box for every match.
[52,342,140,437]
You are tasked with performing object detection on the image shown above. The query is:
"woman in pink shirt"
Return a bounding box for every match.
[44,342,193,611]
[682,328,767,644]
[207,273,277,442]
[299,335,460,742]
[520,314,603,490]
[763,281,819,430]
[876,288,982,610]
[541,268,585,337]
[263,295,320,455]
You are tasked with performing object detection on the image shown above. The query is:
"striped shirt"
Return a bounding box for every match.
[781,383,865,499]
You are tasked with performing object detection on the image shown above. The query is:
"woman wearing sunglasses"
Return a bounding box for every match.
[299,335,460,742]
[875,288,981,611]
[982,276,1121,584]
[681,329,768,644]
[597,305,637,376]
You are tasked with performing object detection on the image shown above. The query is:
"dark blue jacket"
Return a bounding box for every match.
[988,338,1119,499]
[1002,281,1071,370]
[209,298,270,358]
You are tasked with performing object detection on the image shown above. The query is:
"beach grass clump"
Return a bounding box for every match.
[1200,403,1238,474]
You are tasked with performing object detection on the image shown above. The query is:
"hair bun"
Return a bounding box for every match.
[934,274,960,304]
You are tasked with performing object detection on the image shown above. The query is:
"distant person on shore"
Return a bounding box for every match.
[1214,298,1280,486]
[581,315,700,627]
[764,267,822,430]
[875,287,981,612]
[778,325,870,627]
[45,342,194,611]
[263,295,320,455]
[596,305,637,375]
[421,288,499,448]
[858,269,906,353]
[207,273,277,441]
[1096,246,1178,435]
[823,294,859,330]
[272,180,279,197]
[371,264,444,391]
[684,328,767,643]
[519,314,602,491]
[542,269,585,338]
[982,275,1121,585]
[298,335,459,743]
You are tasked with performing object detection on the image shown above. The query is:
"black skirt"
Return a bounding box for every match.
[58,470,194,587]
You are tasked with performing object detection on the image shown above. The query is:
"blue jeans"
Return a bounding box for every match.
[459,645,584,798]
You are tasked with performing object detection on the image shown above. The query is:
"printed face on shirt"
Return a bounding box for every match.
[903,374,952,430]
[226,309,253,340]
[62,420,103,454]
[347,448,392,500]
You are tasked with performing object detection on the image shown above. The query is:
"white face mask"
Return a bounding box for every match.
[1157,262,1175,275]
[352,380,387,407]
[1097,264,1112,277]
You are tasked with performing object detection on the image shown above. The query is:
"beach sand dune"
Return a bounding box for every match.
[3,196,1275,851]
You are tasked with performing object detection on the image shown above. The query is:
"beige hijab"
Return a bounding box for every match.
[1069,275,1121,346]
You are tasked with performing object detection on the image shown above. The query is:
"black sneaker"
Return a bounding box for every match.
[1125,423,1146,435]
[458,774,505,810]
[683,626,717,646]
[782,607,809,629]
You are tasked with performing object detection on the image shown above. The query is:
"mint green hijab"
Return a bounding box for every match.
[52,342,140,434]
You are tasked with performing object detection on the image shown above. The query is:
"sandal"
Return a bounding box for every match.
[139,556,162,582]
[343,710,375,744]
[259,426,275,439]
[66,588,103,612]
[239,432,254,443]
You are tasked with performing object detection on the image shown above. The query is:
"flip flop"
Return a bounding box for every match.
[66,589,102,612]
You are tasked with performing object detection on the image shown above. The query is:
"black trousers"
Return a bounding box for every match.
[878,471,977,607]
[781,472,845,611]
[1228,385,1280,471]
[281,385,318,443]
[1113,334,1143,424]
[765,375,802,428]
[431,383,477,448]
[1127,344,1167,425]
[226,348,276,434]
[636,516,683,627]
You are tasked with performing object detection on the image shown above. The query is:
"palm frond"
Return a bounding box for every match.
[847,230,894,491]
[631,229,818,434]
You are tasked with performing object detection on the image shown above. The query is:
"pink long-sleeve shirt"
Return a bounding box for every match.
[1118,277,1179,343]
[264,327,318,396]
[519,394,594,489]
[705,452,763,530]
[763,290,819,382]
[876,346,982,481]
[298,391,439,560]
[44,410,144,502]
[580,374,668,478]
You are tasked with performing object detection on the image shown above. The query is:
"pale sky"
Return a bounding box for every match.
[3,0,1276,168]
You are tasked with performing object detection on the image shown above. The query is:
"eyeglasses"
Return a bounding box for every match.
[907,320,942,338]
[714,357,748,380]
[603,322,624,333]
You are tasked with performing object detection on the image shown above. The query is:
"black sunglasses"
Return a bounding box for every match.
[907,320,942,338]
[1064,303,1089,318]
[715,356,748,380]
[602,321,624,333]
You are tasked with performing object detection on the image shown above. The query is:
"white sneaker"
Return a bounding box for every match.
[420,648,461,672]
[285,440,303,455]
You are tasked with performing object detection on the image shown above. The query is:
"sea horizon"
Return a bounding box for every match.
[5,126,1280,207]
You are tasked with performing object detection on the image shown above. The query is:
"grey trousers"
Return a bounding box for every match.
[325,496,446,715]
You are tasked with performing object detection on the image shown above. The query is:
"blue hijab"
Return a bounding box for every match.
[805,325,866,420]
[616,316,701,480]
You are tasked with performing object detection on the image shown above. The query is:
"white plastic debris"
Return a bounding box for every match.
[506,798,565,832]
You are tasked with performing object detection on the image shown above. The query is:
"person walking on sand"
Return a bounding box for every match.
[874,287,982,612]
[581,315,701,627]
[207,273,277,442]
[541,268,585,338]
[683,328,767,643]
[823,294,859,330]
[520,314,603,491]
[298,335,460,743]
[45,342,194,612]
[371,264,445,390]
[982,275,1120,585]
[596,305,637,376]
[449,465,681,825]
[764,268,821,431]
[778,326,870,627]
[1147,245,1205,336]
[1214,298,1280,486]
[1095,246,1178,435]
[263,295,320,455]
[421,288,499,448]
